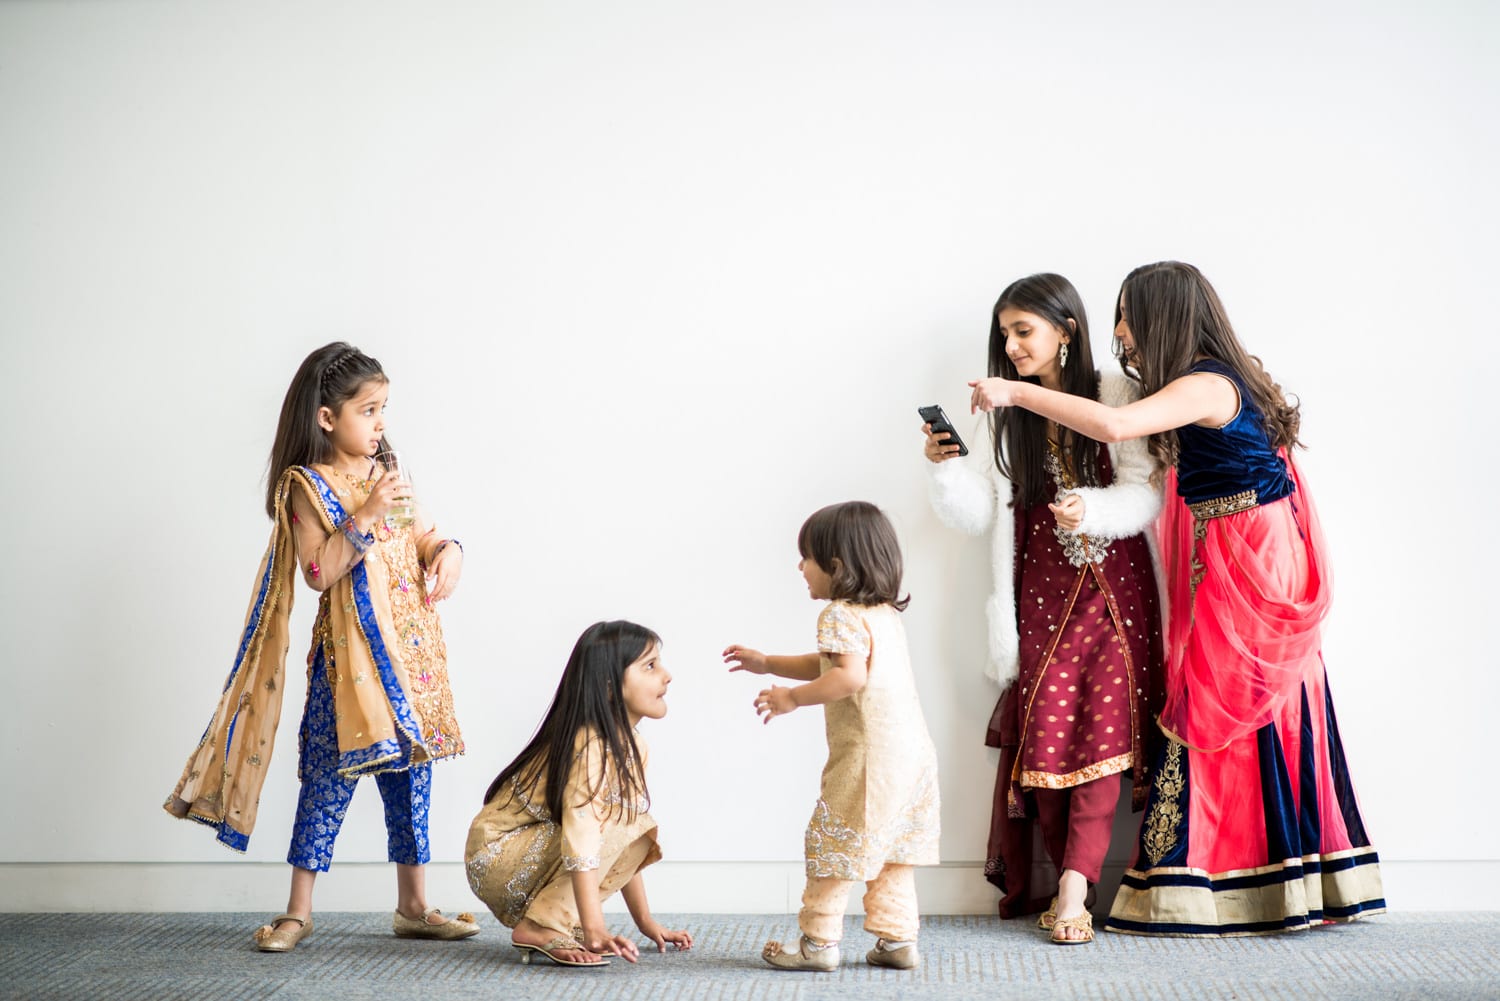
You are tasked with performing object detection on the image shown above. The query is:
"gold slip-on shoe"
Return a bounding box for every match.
[763,936,840,972]
[866,937,919,969]
[392,908,481,940]
[1038,896,1058,930]
[253,914,313,953]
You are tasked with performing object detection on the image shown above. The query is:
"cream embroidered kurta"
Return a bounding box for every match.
[465,729,661,929]
[807,601,941,881]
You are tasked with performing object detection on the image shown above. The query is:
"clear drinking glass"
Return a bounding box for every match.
[375,450,416,529]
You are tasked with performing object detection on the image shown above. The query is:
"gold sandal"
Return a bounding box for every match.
[253,913,313,953]
[1037,896,1058,930]
[392,908,481,940]
[1050,912,1094,945]
[513,936,610,967]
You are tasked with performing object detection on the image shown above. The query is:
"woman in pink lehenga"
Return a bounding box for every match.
[968,261,1384,937]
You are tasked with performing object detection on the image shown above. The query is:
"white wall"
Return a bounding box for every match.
[2,0,1497,911]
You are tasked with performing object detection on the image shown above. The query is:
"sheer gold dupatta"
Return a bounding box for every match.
[163,469,304,852]
[164,467,432,851]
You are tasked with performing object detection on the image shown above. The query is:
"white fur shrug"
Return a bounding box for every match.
[927,370,1163,688]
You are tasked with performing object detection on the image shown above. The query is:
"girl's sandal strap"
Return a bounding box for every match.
[513,937,610,967]
[1049,913,1094,945]
[1037,896,1059,930]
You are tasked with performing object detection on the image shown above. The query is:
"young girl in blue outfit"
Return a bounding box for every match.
[166,342,477,951]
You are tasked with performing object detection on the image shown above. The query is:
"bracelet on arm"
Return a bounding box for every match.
[430,538,463,562]
[340,517,375,556]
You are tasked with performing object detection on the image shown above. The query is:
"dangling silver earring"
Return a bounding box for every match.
[1059,342,1069,369]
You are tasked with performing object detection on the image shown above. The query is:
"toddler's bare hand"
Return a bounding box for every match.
[723,645,768,674]
[755,685,797,723]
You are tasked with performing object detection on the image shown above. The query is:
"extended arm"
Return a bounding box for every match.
[755,652,867,722]
[1065,373,1165,539]
[724,646,822,681]
[970,372,1238,444]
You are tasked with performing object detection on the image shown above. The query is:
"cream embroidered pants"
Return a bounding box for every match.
[524,833,656,939]
[799,863,919,944]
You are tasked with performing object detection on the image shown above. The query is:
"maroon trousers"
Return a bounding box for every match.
[986,686,1127,917]
[1033,776,1120,884]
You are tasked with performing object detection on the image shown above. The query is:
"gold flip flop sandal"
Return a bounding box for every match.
[1050,912,1094,945]
[513,936,611,967]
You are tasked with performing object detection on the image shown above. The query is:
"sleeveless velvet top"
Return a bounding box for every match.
[1174,359,1294,509]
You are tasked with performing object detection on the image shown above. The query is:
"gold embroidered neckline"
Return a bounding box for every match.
[1045,438,1078,491]
[327,460,377,487]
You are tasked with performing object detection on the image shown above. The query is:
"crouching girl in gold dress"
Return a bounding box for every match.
[466,621,693,967]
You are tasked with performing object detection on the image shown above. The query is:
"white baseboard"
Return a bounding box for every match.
[0,859,1490,913]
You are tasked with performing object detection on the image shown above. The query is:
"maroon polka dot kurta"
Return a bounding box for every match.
[1004,448,1163,814]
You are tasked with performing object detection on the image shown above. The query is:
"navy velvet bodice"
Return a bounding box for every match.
[1174,359,1294,506]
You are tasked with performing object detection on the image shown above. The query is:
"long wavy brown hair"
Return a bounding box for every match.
[1116,261,1302,468]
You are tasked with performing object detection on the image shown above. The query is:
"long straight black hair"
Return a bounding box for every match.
[483,621,660,822]
[265,341,392,518]
[989,273,1103,507]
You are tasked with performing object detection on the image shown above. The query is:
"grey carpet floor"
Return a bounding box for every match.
[1,912,1495,1001]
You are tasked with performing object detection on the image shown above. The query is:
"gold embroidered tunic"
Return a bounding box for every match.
[300,466,462,759]
[807,601,941,881]
[465,729,661,928]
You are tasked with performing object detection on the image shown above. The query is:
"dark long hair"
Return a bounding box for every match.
[265,342,392,518]
[1116,261,1303,468]
[989,273,1102,507]
[798,501,910,611]
[483,621,659,822]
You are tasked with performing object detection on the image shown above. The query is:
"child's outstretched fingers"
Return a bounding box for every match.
[723,645,766,674]
[755,685,795,723]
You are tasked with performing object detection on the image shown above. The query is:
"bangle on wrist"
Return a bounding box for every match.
[341,517,375,555]
[426,537,459,567]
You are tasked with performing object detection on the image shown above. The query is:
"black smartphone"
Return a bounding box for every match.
[918,404,969,457]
